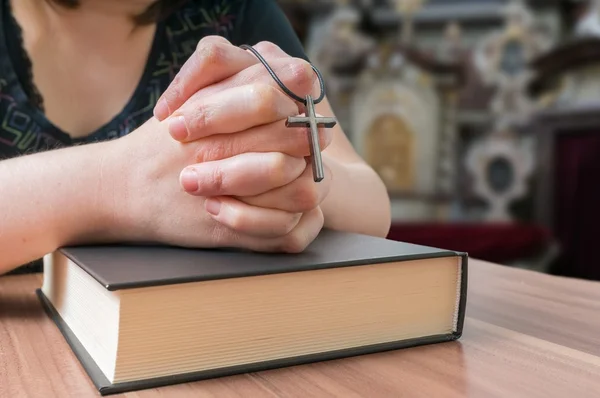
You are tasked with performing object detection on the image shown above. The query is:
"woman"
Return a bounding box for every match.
[0,0,391,275]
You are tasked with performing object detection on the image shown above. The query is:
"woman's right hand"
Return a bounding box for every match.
[109,38,331,253]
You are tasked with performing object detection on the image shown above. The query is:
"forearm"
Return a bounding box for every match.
[321,154,391,238]
[0,142,118,274]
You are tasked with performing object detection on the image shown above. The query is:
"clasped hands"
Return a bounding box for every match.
[123,37,332,253]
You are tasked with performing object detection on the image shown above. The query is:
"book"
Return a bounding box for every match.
[37,229,468,396]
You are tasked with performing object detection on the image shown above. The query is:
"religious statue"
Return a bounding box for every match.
[436,22,465,63]
[473,0,552,127]
[307,5,373,72]
[393,0,427,43]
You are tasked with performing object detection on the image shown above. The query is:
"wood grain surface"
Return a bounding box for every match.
[2,260,600,397]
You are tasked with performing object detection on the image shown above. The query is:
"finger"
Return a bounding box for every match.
[154,36,259,121]
[238,161,332,213]
[250,42,320,112]
[249,207,325,253]
[180,152,306,197]
[252,41,291,59]
[211,206,324,254]
[167,83,299,142]
[190,56,319,107]
[204,196,301,238]
[192,115,334,163]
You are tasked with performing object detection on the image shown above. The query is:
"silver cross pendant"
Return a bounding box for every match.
[285,95,337,182]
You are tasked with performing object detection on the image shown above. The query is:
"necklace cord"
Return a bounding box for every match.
[239,44,326,105]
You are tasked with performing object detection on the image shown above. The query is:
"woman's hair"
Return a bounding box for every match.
[48,0,190,24]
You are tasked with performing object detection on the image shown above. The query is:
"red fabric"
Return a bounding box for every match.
[552,132,600,280]
[386,222,551,264]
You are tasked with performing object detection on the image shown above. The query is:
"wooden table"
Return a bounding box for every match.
[2,260,600,397]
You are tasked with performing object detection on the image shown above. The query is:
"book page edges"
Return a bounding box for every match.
[36,288,461,396]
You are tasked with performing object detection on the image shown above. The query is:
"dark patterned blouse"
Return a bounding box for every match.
[0,0,307,273]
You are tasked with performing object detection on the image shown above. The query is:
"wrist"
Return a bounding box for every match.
[103,117,174,244]
[320,153,391,238]
[55,139,129,246]
[319,154,348,230]
[93,127,153,244]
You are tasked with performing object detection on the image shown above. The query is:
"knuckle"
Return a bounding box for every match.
[196,36,210,51]
[316,207,325,227]
[266,152,289,185]
[196,35,227,49]
[250,84,279,117]
[195,39,227,67]
[320,128,334,149]
[210,166,225,193]
[288,59,315,94]
[255,41,283,56]
[188,104,211,135]
[293,180,320,211]
[281,213,301,235]
[225,206,245,231]
[163,75,184,104]
[209,140,231,161]
[280,233,309,254]
[195,138,230,163]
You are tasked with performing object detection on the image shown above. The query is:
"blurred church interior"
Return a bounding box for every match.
[277,0,600,281]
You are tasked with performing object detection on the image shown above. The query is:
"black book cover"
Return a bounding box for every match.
[37,229,468,395]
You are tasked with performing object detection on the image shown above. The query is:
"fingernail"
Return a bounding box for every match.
[180,168,199,192]
[168,116,188,141]
[154,98,170,121]
[205,198,221,216]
